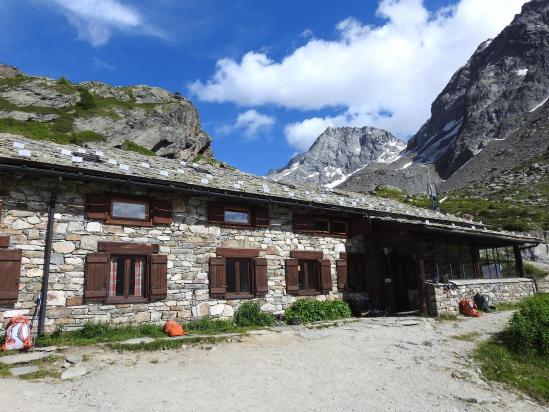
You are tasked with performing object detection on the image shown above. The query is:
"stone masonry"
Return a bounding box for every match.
[426,278,536,316]
[0,173,365,333]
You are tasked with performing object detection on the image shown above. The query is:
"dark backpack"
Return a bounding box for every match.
[474,293,491,312]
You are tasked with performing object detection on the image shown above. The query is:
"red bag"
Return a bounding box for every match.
[459,299,480,317]
[2,316,33,351]
[163,320,187,337]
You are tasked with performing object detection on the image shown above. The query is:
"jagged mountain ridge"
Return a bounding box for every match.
[268,126,405,188]
[340,0,549,194]
[0,64,212,160]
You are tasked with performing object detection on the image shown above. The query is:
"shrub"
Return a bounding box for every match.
[234,301,275,327]
[502,293,549,357]
[283,299,352,324]
[77,89,96,110]
[58,76,70,85]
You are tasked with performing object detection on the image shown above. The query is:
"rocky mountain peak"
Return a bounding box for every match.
[268,126,405,188]
[0,65,212,160]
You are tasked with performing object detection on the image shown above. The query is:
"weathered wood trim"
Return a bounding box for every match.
[98,242,160,254]
[216,247,260,258]
[290,250,324,260]
[0,236,9,248]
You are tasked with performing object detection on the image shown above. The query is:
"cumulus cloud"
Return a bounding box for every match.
[52,0,163,46]
[220,109,275,139]
[189,0,527,151]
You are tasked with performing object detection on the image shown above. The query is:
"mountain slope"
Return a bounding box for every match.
[268,126,405,188]
[341,0,549,194]
[0,64,212,160]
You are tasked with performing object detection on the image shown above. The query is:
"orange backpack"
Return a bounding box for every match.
[459,299,480,317]
[163,320,187,337]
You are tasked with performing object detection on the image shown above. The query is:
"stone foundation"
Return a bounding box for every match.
[426,278,536,316]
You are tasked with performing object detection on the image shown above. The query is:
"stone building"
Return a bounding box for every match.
[0,135,540,333]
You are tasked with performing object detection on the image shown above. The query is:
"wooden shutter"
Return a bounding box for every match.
[0,249,22,304]
[320,259,332,292]
[336,259,348,291]
[208,202,225,224]
[285,259,299,294]
[0,236,9,248]
[84,253,109,302]
[149,254,168,301]
[209,256,227,297]
[293,215,313,232]
[254,257,268,296]
[152,199,173,225]
[85,194,110,220]
[254,206,269,227]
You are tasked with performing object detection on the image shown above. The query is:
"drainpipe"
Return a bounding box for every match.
[37,190,57,336]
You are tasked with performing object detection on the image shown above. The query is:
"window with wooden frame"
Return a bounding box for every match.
[208,202,269,228]
[336,252,367,292]
[293,215,349,237]
[209,248,268,299]
[285,251,332,296]
[85,194,173,227]
[84,242,167,304]
[0,248,22,306]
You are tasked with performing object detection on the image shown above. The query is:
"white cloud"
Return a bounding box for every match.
[52,0,163,46]
[189,0,527,151]
[220,110,275,139]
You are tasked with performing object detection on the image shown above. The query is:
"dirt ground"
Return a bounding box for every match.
[0,312,544,412]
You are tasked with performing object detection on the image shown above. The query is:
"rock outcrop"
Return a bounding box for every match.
[268,126,405,188]
[341,0,549,194]
[0,66,212,160]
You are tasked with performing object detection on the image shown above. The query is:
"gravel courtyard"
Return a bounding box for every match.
[0,312,544,412]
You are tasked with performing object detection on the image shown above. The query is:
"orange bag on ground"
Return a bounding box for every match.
[459,299,480,317]
[2,316,33,351]
[163,320,187,337]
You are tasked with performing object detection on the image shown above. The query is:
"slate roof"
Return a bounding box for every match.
[0,134,539,244]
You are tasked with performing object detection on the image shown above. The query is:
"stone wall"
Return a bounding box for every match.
[426,278,536,316]
[0,173,365,332]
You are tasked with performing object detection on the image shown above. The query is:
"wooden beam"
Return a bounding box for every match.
[415,239,427,315]
[98,242,160,254]
[513,245,525,277]
[290,250,323,260]
[216,248,260,258]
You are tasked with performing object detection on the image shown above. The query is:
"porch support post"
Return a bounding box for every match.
[414,238,427,315]
[513,244,525,278]
[471,246,481,279]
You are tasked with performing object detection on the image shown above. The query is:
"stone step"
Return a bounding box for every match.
[9,365,39,376]
[0,352,49,365]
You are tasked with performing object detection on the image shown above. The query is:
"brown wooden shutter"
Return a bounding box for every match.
[254,257,268,296]
[285,258,299,295]
[152,199,173,225]
[336,259,348,291]
[0,250,22,304]
[0,236,9,248]
[209,256,227,297]
[84,253,109,302]
[293,215,313,232]
[254,206,269,227]
[85,194,110,220]
[208,202,225,224]
[320,259,332,292]
[149,254,168,301]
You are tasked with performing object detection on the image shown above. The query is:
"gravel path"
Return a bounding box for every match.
[0,312,544,411]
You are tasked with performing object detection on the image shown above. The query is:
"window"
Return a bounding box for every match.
[112,199,148,221]
[224,207,251,226]
[0,249,22,305]
[208,202,269,228]
[226,258,252,296]
[109,256,145,301]
[86,194,172,226]
[84,242,168,303]
[209,248,268,299]
[298,260,320,294]
[479,247,517,279]
[293,215,349,236]
[285,251,332,295]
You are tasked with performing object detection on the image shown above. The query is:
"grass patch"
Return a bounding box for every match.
[494,301,523,311]
[233,301,275,327]
[524,262,549,280]
[184,318,251,335]
[107,336,230,352]
[35,322,165,347]
[451,331,481,341]
[121,140,156,156]
[475,340,549,403]
[283,299,352,324]
[0,362,10,378]
[19,368,61,380]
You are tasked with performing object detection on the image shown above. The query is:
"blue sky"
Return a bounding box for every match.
[0,0,526,175]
